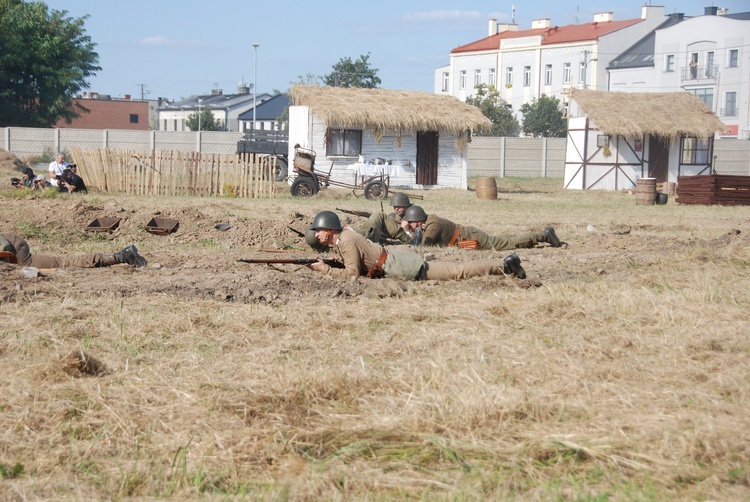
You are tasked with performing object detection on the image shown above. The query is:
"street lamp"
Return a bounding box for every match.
[198,98,202,133]
[252,42,259,133]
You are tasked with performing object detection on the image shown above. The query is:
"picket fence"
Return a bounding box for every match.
[69,148,276,198]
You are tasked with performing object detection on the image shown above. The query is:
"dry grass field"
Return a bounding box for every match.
[1,155,750,500]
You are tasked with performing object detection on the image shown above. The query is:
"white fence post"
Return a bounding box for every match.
[542,138,548,178]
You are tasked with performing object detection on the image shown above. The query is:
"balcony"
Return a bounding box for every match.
[681,64,719,83]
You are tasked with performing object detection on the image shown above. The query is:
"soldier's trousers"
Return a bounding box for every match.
[3,233,106,268]
[422,259,506,280]
[460,226,543,251]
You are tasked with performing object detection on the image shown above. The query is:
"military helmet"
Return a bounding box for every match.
[403,205,428,222]
[310,210,342,231]
[305,227,329,253]
[389,192,412,208]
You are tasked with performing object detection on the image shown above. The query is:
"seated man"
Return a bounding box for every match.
[57,168,88,193]
[48,152,68,187]
[0,232,146,268]
[307,211,526,281]
[401,205,563,251]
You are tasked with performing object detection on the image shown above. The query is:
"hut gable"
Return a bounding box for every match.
[569,88,726,139]
[289,85,491,135]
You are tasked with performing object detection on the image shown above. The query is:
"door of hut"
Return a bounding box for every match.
[648,135,669,182]
[416,131,439,185]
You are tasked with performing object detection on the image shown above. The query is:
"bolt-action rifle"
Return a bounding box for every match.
[286,226,305,238]
[335,208,372,218]
[237,257,345,268]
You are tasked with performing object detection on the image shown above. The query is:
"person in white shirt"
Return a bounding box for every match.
[48,152,68,187]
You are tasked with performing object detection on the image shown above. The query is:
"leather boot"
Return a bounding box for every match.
[114,245,147,268]
[98,254,119,267]
[543,227,562,247]
[503,253,526,279]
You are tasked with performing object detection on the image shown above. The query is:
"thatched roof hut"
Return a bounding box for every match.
[570,89,726,139]
[289,85,492,135]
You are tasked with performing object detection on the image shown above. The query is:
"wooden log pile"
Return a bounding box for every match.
[676,174,750,206]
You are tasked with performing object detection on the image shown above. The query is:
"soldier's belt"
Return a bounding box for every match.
[457,240,480,250]
[367,250,388,278]
[447,225,461,247]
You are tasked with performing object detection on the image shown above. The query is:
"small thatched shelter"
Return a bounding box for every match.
[564,89,727,190]
[287,85,491,190]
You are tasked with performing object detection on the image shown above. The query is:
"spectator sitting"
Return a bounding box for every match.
[21,167,36,188]
[48,152,69,187]
[57,168,88,193]
[33,174,48,191]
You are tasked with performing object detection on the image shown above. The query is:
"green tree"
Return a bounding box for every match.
[323,53,381,88]
[466,84,519,137]
[519,94,567,138]
[186,108,221,131]
[0,0,100,127]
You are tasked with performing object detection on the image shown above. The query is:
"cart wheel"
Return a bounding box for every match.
[364,180,388,200]
[290,177,319,197]
[274,157,288,181]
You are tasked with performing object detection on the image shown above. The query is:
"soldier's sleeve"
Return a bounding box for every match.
[422,221,440,246]
[325,239,363,279]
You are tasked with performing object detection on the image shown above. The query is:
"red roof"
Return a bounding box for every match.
[451,18,642,54]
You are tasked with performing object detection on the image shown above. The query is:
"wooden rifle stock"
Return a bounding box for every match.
[335,208,372,218]
[237,257,345,268]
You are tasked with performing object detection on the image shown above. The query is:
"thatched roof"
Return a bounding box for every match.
[289,85,492,134]
[570,89,727,139]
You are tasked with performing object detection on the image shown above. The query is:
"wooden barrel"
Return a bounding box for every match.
[636,178,656,205]
[475,177,498,200]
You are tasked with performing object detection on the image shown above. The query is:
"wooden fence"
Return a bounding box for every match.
[69,148,276,198]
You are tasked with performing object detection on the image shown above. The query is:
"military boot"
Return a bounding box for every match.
[542,227,562,247]
[98,254,120,267]
[114,245,147,268]
[503,253,526,279]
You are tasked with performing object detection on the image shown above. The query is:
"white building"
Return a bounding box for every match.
[158,87,271,132]
[608,7,750,139]
[435,6,666,121]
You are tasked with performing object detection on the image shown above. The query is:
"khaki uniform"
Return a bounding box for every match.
[356,212,412,244]
[422,214,542,251]
[318,228,507,281]
[1,233,109,268]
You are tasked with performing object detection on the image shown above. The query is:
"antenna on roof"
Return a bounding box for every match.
[576,4,580,24]
[512,4,516,24]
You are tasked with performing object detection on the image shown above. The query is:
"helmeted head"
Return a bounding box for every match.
[403,205,428,223]
[389,192,412,217]
[310,210,342,231]
[305,227,329,253]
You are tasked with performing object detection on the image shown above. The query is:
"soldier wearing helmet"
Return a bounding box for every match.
[402,205,563,251]
[389,192,413,222]
[307,211,526,280]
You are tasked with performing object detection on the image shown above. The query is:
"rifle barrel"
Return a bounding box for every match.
[237,257,345,268]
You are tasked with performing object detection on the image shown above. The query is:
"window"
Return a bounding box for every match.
[665,54,675,72]
[705,51,715,77]
[173,119,177,131]
[326,128,362,157]
[441,72,449,92]
[505,67,513,86]
[563,63,571,84]
[728,49,738,68]
[724,91,737,116]
[681,137,711,164]
[544,64,552,85]
[688,87,713,110]
[129,114,139,124]
[459,70,466,90]
[489,68,496,86]
[162,119,167,131]
[474,69,481,87]
[523,66,531,87]
[579,62,586,84]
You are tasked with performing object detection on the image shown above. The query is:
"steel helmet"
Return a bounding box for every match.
[403,205,428,222]
[305,227,329,252]
[389,192,412,208]
[310,210,342,231]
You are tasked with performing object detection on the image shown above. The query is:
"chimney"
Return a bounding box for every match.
[488,18,498,36]
[237,83,250,94]
[532,18,550,29]
[641,5,665,19]
[717,8,728,15]
[211,88,223,96]
[593,12,613,23]
[124,94,131,100]
[704,6,719,15]
[496,23,518,33]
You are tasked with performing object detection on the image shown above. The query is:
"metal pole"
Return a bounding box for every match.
[253,43,259,132]
[198,98,202,133]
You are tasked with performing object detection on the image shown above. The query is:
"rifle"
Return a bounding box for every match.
[237,257,345,268]
[286,225,305,238]
[336,208,372,218]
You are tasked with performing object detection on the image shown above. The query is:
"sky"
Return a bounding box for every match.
[42,0,748,101]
